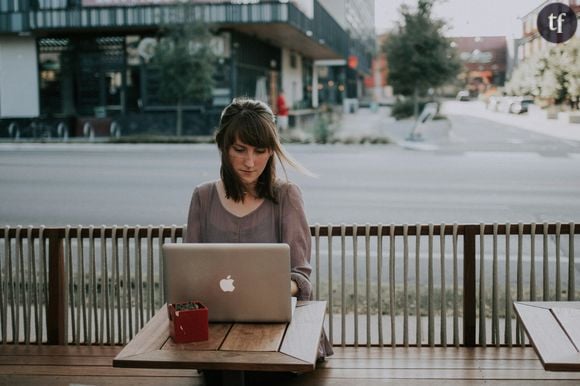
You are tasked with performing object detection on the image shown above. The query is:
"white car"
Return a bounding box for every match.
[456,90,470,101]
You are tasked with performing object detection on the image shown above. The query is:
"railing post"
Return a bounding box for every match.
[47,232,66,345]
[463,225,477,347]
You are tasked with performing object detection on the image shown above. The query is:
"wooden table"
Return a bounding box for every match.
[114,300,327,385]
[514,301,580,371]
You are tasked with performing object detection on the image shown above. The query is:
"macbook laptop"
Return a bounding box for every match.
[162,243,294,323]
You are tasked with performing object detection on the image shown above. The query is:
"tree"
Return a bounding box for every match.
[506,38,580,109]
[383,0,461,118]
[151,19,216,136]
[505,53,540,96]
[536,38,580,108]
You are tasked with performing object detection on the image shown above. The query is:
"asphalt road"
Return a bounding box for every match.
[2,110,579,288]
[1,111,580,228]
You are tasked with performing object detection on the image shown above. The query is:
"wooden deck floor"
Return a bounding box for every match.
[1,345,580,385]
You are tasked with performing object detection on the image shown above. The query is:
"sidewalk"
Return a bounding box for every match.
[441,101,580,143]
[333,101,580,146]
[333,106,449,148]
[333,106,411,143]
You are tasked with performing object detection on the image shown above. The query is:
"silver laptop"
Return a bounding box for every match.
[162,243,294,323]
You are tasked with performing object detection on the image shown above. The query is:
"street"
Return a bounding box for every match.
[1,103,579,310]
[1,103,580,227]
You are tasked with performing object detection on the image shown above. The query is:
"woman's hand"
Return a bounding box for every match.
[291,280,298,296]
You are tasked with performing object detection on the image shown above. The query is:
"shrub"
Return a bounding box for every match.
[390,98,432,120]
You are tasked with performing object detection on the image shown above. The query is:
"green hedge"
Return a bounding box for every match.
[391,99,433,120]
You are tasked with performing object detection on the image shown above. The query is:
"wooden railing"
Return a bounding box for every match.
[0,222,578,347]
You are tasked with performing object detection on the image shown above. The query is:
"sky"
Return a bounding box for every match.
[374,0,541,38]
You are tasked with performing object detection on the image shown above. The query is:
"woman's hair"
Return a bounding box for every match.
[215,97,309,203]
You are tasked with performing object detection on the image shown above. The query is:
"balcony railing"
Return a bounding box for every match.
[0,12,28,33]
[27,4,283,30]
[0,1,349,63]
[1,222,578,347]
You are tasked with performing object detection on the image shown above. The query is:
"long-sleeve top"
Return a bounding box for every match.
[185,180,312,300]
[184,179,333,358]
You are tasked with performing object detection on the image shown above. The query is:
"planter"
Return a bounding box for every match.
[527,104,543,118]
[558,112,570,124]
[568,113,580,124]
[546,106,559,120]
[168,301,209,343]
[412,117,452,143]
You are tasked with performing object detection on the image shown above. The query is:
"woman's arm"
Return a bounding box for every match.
[185,187,202,243]
[291,280,299,296]
[281,183,313,300]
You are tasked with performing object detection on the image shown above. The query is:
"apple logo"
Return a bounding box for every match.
[219,275,235,292]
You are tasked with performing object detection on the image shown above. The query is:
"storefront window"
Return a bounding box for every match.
[38,38,71,116]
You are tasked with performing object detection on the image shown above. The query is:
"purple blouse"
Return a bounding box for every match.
[185,180,313,300]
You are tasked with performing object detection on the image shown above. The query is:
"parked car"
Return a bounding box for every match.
[508,96,534,114]
[496,97,514,113]
[456,90,470,101]
[487,96,500,111]
[490,96,534,114]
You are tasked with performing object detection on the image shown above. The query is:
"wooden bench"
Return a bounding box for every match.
[0,345,201,386]
[3,345,580,385]
[288,109,318,130]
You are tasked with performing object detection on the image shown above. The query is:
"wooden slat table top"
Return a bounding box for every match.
[551,307,580,350]
[514,301,580,371]
[162,323,231,352]
[220,323,286,352]
[113,300,326,373]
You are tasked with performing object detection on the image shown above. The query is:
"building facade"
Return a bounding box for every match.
[311,0,375,108]
[0,0,373,137]
[516,0,580,64]
[449,36,508,96]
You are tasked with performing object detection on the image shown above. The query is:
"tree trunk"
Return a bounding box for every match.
[413,84,419,121]
[176,99,183,137]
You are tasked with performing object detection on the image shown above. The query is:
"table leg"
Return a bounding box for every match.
[220,370,245,386]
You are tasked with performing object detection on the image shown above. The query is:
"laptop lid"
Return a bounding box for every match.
[162,243,292,323]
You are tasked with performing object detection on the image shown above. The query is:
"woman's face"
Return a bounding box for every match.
[227,138,272,189]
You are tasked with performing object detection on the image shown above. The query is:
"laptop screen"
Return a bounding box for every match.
[162,243,293,322]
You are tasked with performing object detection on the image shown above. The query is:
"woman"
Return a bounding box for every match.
[185,97,332,358]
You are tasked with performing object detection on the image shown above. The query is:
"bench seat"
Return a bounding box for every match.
[2,345,580,385]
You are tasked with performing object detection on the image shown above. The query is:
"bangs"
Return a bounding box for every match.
[223,111,277,149]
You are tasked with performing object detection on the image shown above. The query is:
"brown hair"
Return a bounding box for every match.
[215,98,307,203]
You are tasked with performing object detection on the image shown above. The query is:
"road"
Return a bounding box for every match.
[1,107,580,227]
[2,105,579,290]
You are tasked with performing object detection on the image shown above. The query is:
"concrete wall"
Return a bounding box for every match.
[318,0,346,28]
[0,37,39,118]
[291,0,314,18]
[281,47,303,108]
